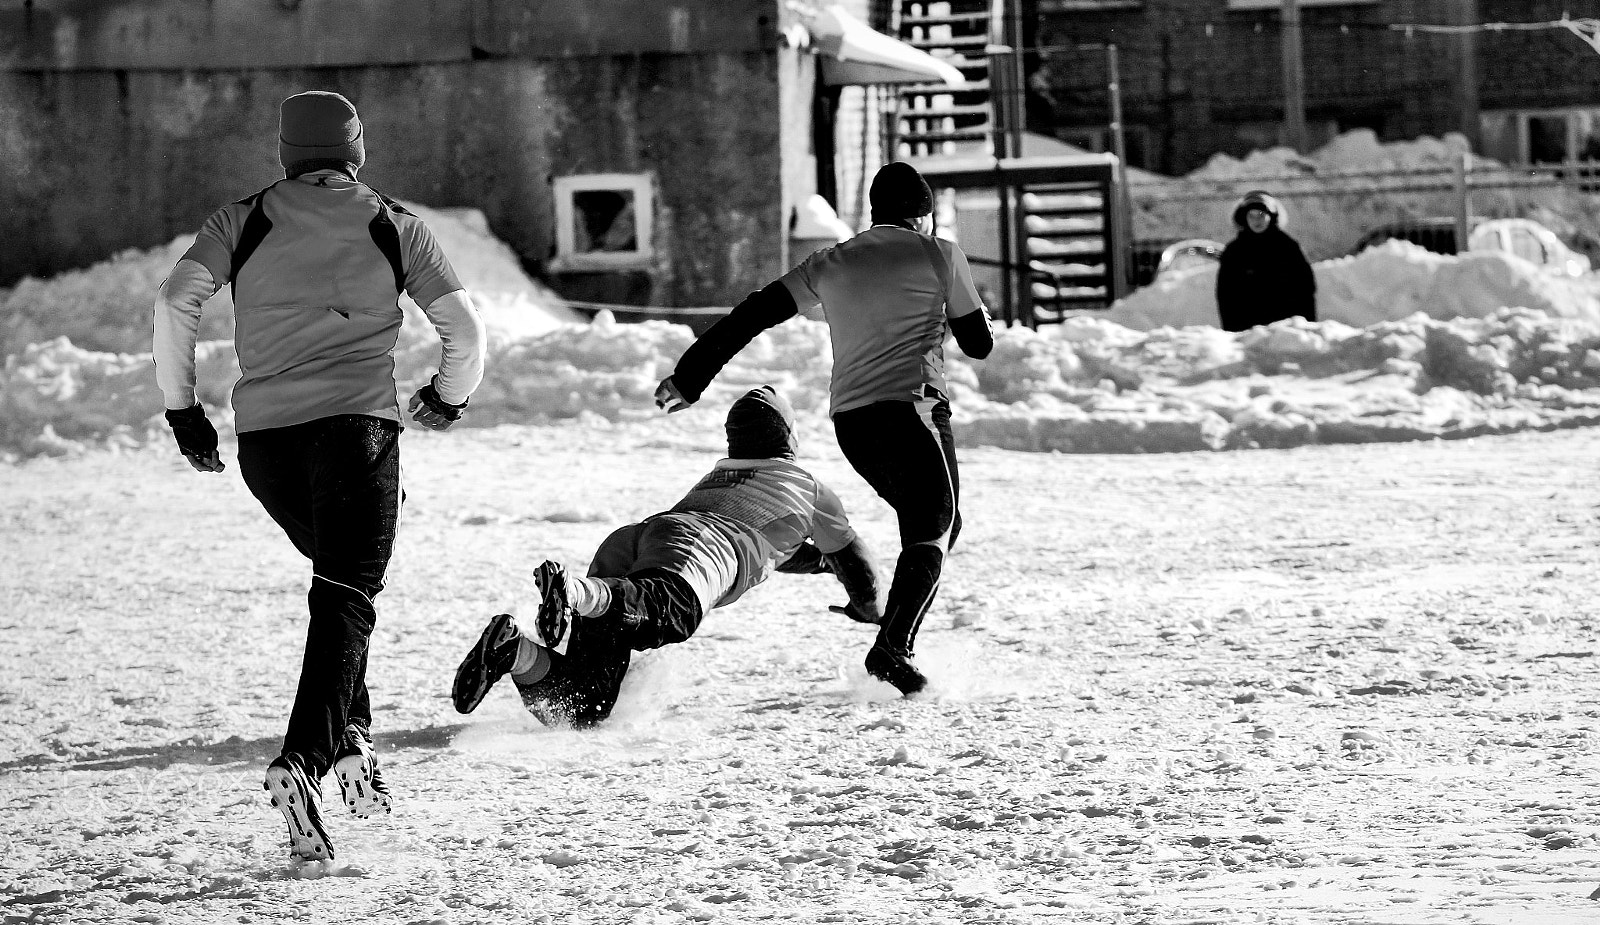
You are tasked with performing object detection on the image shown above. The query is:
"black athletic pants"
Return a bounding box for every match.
[832,389,961,657]
[237,415,401,780]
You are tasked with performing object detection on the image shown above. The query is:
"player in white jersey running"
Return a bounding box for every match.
[451,386,883,726]
[653,162,995,696]
[152,91,486,862]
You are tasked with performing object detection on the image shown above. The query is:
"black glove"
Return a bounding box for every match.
[828,602,880,625]
[408,376,469,431]
[823,537,883,625]
[165,404,224,472]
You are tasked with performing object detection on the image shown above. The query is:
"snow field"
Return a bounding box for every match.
[3,424,1598,923]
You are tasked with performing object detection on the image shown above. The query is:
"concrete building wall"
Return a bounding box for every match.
[0,0,790,308]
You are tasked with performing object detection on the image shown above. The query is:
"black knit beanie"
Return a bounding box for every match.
[869,162,934,225]
[725,385,799,460]
[279,91,365,178]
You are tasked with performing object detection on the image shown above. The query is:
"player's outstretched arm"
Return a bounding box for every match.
[409,289,486,431]
[657,281,798,411]
[152,259,226,472]
[822,537,883,625]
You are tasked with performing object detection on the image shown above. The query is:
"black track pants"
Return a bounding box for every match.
[237,415,401,779]
[832,390,960,656]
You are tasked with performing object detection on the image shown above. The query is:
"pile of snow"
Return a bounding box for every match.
[1106,239,1600,331]
[0,201,581,361]
[950,308,1600,452]
[11,305,1600,459]
[1187,129,1478,180]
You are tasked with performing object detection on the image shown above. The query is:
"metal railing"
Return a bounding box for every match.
[1125,158,1600,268]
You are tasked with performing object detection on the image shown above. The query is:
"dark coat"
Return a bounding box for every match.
[1216,191,1317,332]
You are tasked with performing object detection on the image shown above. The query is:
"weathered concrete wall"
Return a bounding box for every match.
[0,0,773,69]
[0,51,786,305]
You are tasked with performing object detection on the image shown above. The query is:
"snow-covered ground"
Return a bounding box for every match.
[3,420,1598,924]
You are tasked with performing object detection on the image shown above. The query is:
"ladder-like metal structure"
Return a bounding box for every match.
[890,1,1002,158]
[891,2,1128,323]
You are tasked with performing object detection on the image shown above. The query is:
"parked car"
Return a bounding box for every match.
[1155,239,1224,279]
[1350,217,1477,256]
[1352,217,1590,276]
[1467,218,1591,277]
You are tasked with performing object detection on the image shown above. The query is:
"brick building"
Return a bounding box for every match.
[1031,0,1600,174]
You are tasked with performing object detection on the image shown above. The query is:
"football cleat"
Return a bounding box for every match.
[865,645,928,696]
[263,753,334,862]
[332,724,392,818]
[452,612,521,714]
[531,560,577,654]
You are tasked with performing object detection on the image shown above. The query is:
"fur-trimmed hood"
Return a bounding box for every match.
[1231,190,1286,230]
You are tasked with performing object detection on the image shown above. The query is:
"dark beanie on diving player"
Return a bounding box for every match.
[279,91,366,177]
[869,162,934,223]
[726,385,799,460]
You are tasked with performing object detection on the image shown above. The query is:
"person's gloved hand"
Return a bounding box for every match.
[828,602,880,625]
[165,404,226,473]
[653,377,691,414]
[407,376,468,431]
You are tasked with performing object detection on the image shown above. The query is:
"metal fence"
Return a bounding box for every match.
[1124,160,1600,280]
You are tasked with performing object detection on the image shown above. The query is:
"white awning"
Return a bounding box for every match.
[802,5,966,87]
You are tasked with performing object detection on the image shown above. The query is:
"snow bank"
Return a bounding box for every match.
[1189,129,1478,180]
[12,306,1600,460]
[0,201,581,361]
[1107,240,1600,332]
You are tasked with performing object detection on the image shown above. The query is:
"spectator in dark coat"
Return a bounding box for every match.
[1215,190,1317,332]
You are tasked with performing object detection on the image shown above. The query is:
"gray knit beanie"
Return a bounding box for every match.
[279,91,365,177]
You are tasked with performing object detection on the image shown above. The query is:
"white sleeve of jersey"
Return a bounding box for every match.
[420,288,487,406]
[810,480,857,554]
[151,258,219,410]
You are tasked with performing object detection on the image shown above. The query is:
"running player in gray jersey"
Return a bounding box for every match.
[653,162,995,696]
[450,386,883,727]
[152,91,486,862]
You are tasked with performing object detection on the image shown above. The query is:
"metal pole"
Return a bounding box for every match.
[997,182,1015,326]
[1454,0,1481,150]
[1454,150,1472,254]
[1280,0,1307,152]
[1107,43,1132,300]
[1007,0,1026,159]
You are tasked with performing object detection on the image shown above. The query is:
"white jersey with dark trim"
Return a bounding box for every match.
[667,457,856,607]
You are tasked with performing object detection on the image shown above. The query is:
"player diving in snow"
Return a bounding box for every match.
[654,162,994,695]
[152,91,486,862]
[451,385,883,726]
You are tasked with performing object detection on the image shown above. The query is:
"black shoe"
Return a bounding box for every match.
[332,724,392,818]
[263,753,334,862]
[452,612,521,714]
[532,560,576,652]
[865,645,927,696]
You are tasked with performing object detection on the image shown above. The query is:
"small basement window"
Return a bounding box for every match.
[552,173,654,270]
